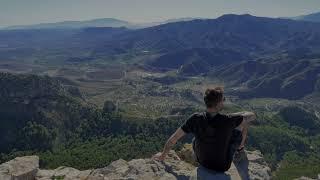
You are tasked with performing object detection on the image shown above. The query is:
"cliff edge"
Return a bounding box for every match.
[0,149,271,180]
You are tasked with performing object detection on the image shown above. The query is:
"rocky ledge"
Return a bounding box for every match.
[0,150,271,180]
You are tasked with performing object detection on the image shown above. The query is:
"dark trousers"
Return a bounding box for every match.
[227,129,243,162]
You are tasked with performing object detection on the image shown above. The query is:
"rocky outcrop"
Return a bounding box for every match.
[88,151,194,180]
[237,150,272,180]
[0,156,39,180]
[0,150,272,180]
[295,175,320,180]
[36,167,92,180]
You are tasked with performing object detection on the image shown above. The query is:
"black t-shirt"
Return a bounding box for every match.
[180,112,243,172]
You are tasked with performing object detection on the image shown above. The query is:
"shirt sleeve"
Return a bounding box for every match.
[180,113,197,134]
[226,114,244,129]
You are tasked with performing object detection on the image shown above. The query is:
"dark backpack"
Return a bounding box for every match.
[192,112,218,163]
[192,112,242,172]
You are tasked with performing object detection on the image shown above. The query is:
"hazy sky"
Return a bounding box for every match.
[0,0,320,28]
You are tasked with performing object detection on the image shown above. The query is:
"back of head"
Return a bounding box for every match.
[204,87,224,109]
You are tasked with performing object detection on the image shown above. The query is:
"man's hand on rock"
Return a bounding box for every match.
[152,152,166,161]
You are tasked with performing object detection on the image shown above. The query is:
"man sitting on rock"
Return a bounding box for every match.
[153,87,256,172]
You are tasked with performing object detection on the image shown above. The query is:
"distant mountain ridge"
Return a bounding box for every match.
[4,18,131,30]
[291,11,320,22]
[89,14,320,75]
[98,14,320,55]
[3,17,199,30]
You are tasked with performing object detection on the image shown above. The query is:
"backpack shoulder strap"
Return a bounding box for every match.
[197,111,219,142]
[197,112,211,140]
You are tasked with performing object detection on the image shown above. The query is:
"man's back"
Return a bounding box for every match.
[181,112,243,172]
[153,88,255,173]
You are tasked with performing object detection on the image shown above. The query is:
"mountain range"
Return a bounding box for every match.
[3,17,198,30]
[3,11,320,30]
[1,14,320,101]
[103,14,320,54]
[4,14,319,57]
[4,18,131,30]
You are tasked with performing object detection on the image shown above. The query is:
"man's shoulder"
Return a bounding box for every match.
[188,112,238,120]
[190,112,227,121]
[189,112,205,119]
[212,112,229,118]
[214,113,242,122]
[222,113,243,118]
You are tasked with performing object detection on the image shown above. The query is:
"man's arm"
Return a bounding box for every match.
[230,111,256,123]
[153,127,186,161]
[231,111,256,149]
